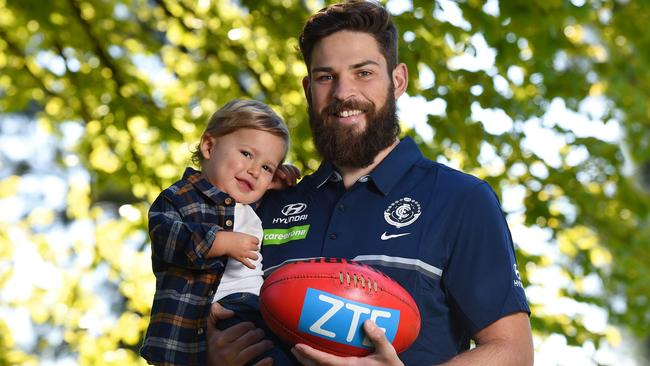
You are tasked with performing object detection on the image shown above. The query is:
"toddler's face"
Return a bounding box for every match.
[200,128,285,204]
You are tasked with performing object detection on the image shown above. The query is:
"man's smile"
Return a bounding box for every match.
[335,109,362,118]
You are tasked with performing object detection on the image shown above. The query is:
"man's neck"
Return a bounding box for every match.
[336,138,400,189]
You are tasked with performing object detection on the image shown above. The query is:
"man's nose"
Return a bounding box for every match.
[332,76,356,101]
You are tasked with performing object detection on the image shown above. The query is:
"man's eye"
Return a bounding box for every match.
[358,70,372,77]
[317,75,333,82]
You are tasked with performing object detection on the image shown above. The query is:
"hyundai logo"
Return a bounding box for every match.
[282,203,307,216]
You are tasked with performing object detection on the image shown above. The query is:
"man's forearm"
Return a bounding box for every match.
[439,339,533,366]
[441,312,534,366]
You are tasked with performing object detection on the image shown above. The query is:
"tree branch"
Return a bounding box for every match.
[67,0,125,89]
[0,29,59,99]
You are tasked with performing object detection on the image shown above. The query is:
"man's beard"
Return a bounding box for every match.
[308,88,399,169]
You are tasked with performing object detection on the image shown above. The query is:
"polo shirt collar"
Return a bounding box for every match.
[369,137,422,195]
[310,137,423,195]
[312,160,340,189]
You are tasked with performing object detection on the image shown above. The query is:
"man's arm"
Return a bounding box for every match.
[291,312,533,366]
[441,312,533,366]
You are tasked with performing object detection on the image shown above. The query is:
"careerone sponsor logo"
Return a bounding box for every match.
[263,224,310,245]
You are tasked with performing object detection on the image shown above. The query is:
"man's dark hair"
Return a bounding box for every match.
[299,0,398,73]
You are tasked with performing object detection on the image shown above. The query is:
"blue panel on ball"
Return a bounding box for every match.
[297,288,400,348]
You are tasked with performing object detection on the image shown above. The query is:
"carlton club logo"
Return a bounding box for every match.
[282,203,307,216]
[384,197,421,229]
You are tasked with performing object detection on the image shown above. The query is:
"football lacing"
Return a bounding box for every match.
[338,271,378,292]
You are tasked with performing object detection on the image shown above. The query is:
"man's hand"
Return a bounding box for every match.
[208,231,259,269]
[206,302,274,366]
[291,320,404,366]
[269,164,301,190]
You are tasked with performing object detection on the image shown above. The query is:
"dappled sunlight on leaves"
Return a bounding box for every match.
[1,0,649,364]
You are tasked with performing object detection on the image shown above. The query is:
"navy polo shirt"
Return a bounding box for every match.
[259,137,530,364]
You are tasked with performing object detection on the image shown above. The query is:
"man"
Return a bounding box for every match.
[207,1,533,365]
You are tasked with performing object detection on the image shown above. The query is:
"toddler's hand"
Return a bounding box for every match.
[269,164,301,190]
[211,231,260,269]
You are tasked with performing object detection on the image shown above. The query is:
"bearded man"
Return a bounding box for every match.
[206,1,533,365]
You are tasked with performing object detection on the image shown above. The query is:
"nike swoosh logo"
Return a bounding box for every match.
[380,232,411,240]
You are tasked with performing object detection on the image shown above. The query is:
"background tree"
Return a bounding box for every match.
[0,0,648,364]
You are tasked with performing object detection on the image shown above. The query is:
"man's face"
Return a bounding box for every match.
[303,31,406,169]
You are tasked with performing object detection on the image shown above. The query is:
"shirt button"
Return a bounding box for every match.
[329,233,337,240]
[224,197,233,205]
[225,219,233,227]
[198,328,204,335]
[208,290,214,296]
[338,204,345,212]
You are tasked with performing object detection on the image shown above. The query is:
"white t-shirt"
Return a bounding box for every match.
[213,203,264,302]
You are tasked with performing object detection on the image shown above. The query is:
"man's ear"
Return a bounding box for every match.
[199,134,215,160]
[392,63,408,99]
[302,75,311,101]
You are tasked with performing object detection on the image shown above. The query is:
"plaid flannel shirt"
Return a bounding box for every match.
[140,167,233,365]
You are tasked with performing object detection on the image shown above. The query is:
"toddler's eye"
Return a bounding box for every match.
[241,151,252,158]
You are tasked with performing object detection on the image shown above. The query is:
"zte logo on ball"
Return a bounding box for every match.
[297,288,400,348]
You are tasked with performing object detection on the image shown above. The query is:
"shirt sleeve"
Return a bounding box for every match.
[148,190,226,271]
[443,182,530,336]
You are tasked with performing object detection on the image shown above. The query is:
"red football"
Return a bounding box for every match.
[259,258,420,357]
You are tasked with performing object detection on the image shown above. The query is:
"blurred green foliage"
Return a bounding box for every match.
[0,0,649,364]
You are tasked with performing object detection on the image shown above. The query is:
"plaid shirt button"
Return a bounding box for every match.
[224,197,233,205]
[225,219,233,227]
[198,328,204,335]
